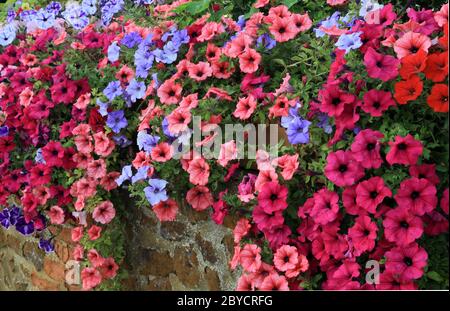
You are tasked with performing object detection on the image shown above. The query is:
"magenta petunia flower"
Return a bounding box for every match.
[394,177,437,216]
[310,188,339,225]
[348,215,378,256]
[257,181,288,213]
[325,150,364,187]
[356,177,392,214]
[364,47,400,81]
[383,206,424,246]
[385,243,428,281]
[351,129,385,169]
[386,134,423,166]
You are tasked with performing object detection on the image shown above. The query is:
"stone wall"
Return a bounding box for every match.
[0,225,75,290]
[0,203,239,290]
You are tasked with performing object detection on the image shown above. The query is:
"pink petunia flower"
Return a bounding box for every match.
[239,244,262,273]
[273,245,298,272]
[93,201,116,224]
[48,205,65,225]
[350,129,385,169]
[239,48,261,73]
[257,182,288,213]
[386,134,423,166]
[81,268,102,290]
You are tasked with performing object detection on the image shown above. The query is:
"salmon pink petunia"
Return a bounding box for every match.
[233,95,257,120]
[93,201,116,224]
[186,186,214,211]
[239,48,261,73]
[152,199,179,222]
[393,31,431,59]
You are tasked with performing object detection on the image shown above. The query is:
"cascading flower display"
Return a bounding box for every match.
[0,0,448,292]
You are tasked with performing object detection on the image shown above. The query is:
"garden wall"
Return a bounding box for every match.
[0,204,239,290]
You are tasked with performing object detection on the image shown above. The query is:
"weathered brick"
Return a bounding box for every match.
[54,240,70,263]
[22,241,44,271]
[159,221,187,241]
[138,248,174,277]
[195,233,217,264]
[173,246,200,288]
[204,267,221,291]
[0,230,23,253]
[43,257,65,281]
[31,271,61,291]
[48,226,73,244]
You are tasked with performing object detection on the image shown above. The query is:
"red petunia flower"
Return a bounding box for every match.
[152,199,179,222]
[386,134,423,166]
[29,164,52,186]
[383,206,424,246]
[393,75,423,105]
[319,85,356,117]
[50,79,77,104]
[399,49,427,79]
[424,52,448,82]
[394,177,437,216]
[426,83,448,113]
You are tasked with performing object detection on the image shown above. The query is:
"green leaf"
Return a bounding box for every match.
[272,58,287,68]
[427,271,444,282]
[282,0,299,8]
[172,0,211,15]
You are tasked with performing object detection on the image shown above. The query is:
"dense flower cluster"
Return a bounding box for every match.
[0,0,448,290]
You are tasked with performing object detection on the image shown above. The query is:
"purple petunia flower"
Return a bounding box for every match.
[335,32,363,54]
[144,179,168,206]
[121,32,142,48]
[0,125,9,137]
[107,42,120,62]
[81,0,97,15]
[103,80,123,101]
[116,165,132,186]
[106,110,128,133]
[126,79,146,102]
[137,131,160,152]
[39,238,55,253]
[15,217,34,235]
[257,33,276,50]
[0,208,11,229]
[286,117,311,145]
